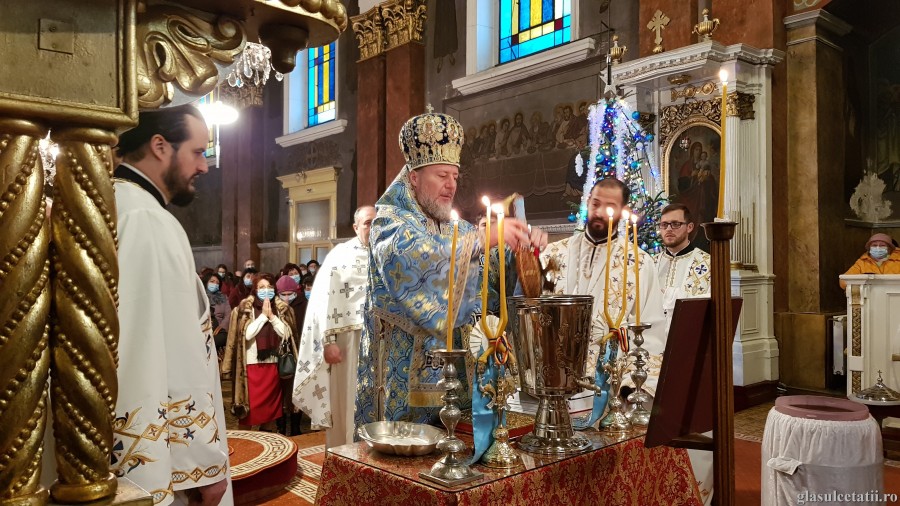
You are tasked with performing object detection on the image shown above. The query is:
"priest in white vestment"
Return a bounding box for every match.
[540,178,666,424]
[111,106,232,506]
[654,202,714,505]
[293,206,375,448]
[654,203,712,333]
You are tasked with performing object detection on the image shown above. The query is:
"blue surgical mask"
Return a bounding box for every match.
[304,290,312,299]
[243,277,252,287]
[287,293,297,303]
[257,288,275,300]
[217,271,226,277]
[291,274,301,284]
[207,283,219,293]
[870,246,889,260]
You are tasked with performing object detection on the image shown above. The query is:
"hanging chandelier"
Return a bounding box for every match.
[226,42,284,88]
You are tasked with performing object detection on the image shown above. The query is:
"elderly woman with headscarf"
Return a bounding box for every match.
[840,233,900,289]
[202,271,232,358]
[222,272,296,430]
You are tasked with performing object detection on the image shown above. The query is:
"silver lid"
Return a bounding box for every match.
[856,371,900,403]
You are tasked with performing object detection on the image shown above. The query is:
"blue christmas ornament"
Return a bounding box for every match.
[568,213,577,223]
[645,133,654,142]
[631,111,640,120]
[630,160,640,169]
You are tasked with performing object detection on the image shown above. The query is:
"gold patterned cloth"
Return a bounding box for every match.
[316,432,702,505]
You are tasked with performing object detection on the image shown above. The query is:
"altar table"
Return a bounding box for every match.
[315,429,702,506]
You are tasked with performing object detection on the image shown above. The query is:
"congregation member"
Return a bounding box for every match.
[653,203,711,332]
[294,205,376,448]
[202,270,232,357]
[840,232,900,289]
[307,259,321,275]
[112,105,231,505]
[355,109,544,427]
[275,274,305,436]
[222,273,297,431]
[229,267,257,308]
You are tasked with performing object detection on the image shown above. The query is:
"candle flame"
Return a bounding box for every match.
[450,209,459,221]
[606,207,614,217]
[481,196,491,206]
[719,69,729,83]
[621,209,631,222]
[631,213,639,224]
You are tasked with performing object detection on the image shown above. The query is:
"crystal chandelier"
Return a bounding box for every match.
[226,42,284,88]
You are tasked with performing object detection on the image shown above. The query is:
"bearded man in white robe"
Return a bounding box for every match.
[540,178,666,428]
[654,202,711,334]
[293,205,375,448]
[111,106,231,506]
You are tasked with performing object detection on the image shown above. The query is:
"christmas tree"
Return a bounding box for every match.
[571,98,667,254]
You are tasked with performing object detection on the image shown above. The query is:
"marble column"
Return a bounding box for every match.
[777,10,854,391]
[385,42,425,181]
[356,54,387,206]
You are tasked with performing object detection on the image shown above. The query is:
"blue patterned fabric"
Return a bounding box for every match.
[355,168,484,426]
[573,341,615,430]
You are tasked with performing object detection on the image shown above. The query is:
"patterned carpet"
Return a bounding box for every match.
[248,431,325,506]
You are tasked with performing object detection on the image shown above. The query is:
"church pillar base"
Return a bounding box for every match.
[731,270,779,387]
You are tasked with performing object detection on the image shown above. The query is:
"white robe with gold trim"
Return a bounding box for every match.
[112,181,232,506]
[540,233,666,395]
[654,246,712,333]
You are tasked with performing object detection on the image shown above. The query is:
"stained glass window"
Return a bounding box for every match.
[308,42,337,126]
[499,0,571,64]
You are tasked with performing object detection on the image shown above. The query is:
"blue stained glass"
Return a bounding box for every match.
[500,0,570,64]
[308,42,336,127]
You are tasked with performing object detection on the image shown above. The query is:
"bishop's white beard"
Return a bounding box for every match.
[417,193,452,222]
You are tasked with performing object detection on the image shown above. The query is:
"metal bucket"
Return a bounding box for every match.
[507,295,594,455]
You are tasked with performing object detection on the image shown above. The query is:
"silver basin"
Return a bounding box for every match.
[357,421,443,457]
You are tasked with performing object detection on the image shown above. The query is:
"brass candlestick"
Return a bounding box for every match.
[420,349,483,487]
[600,342,633,434]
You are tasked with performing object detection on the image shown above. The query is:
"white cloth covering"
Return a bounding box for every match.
[761,408,884,506]
[293,237,368,446]
[111,178,232,505]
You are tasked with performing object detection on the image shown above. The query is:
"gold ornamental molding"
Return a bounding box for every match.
[692,8,720,42]
[727,91,755,120]
[659,91,755,147]
[635,112,656,136]
[351,0,427,62]
[671,81,719,101]
[351,7,385,62]
[136,4,246,109]
[220,82,265,109]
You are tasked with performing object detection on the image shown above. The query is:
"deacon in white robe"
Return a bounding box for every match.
[294,206,375,448]
[110,107,231,506]
[654,204,711,334]
[653,203,713,505]
[541,179,666,399]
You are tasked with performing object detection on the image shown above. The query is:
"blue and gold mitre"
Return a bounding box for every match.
[399,106,464,170]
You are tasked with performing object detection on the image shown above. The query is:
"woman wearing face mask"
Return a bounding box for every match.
[840,233,900,289]
[307,259,320,275]
[229,267,257,308]
[280,263,305,285]
[222,273,297,430]
[202,272,232,359]
[275,275,307,435]
[216,263,234,297]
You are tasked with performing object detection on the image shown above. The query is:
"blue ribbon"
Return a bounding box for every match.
[572,342,616,430]
[469,351,499,463]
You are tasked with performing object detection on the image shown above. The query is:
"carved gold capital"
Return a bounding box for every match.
[671,81,719,101]
[351,0,426,61]
[136,4,246,109]
[659,98,723,148]
[351,7,385,62]
[220,83,264,110]
[726,91,756,120]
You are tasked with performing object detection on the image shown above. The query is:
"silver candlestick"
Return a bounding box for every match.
[600,342,633,434]
[419,349,483,487]
[627,323,652,426]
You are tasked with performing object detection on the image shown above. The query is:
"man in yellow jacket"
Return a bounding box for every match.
[840,233,900,289]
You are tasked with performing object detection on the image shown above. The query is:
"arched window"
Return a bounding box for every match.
[499,0,571,64]
[308,42,337,126]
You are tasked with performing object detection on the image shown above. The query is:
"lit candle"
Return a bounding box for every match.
[446,210,459,351]
[603,206,615,324]
[480,197,492,336]
[631,213,641,325]
[717,69,728,219]
[620,210,630,320]
[492,204,508,334]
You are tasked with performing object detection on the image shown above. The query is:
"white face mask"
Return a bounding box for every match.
[870,246,889,260]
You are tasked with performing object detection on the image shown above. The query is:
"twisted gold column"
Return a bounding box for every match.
[48,128,119,504]
[0,119,51,506]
